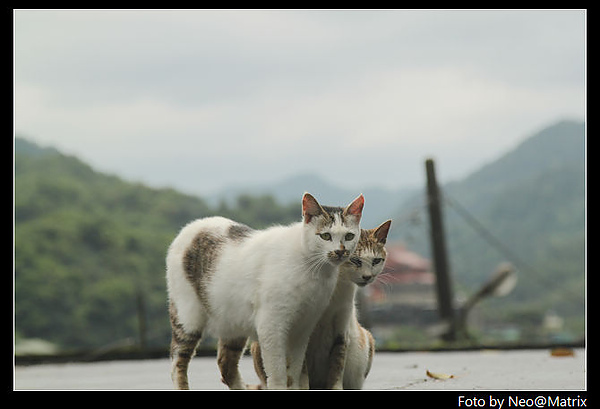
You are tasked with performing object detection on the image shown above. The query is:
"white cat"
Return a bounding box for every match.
[250,220,391,389]
[166,193,364,389]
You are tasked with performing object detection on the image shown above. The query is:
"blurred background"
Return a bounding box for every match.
[14,9,585,358]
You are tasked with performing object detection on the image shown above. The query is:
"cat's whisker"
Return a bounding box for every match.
[300,253,328,273]
[375,272,394,282]
[307,256,330,277]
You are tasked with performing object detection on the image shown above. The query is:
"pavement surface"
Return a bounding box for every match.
[14,349,586,390]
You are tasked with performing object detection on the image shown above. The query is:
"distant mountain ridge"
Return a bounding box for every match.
[212,120,584,235]
[393,119,585,338]
[448,119,585,204]
[212,172,417,228]
[15,137,61,157]
[445,119,585,230]
[14,118,585,349]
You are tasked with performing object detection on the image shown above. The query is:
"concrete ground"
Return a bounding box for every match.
[14,349,586,390]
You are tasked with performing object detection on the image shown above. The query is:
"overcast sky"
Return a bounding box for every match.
[14,9,585,196]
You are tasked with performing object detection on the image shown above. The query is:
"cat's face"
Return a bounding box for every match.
[302,193,364,267]
[340,220,392,286]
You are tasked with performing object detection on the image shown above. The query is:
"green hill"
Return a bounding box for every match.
[14,138,299,351]
[395,120,585,341]
[14,119,585,351]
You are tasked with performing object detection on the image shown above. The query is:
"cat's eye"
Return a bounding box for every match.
[350,257,362,267]
[319,232,332,241]
[372,258,384,266]
[344,233,355,241]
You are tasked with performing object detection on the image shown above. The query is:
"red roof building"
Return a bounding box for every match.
[366,243,436,305]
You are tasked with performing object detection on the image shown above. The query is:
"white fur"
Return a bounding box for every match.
[341,313,374,389]
[167,206,361,389]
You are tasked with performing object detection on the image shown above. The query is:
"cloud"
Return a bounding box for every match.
[14,10,585,193]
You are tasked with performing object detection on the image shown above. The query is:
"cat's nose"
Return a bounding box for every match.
[334,250,346,259]
[362,275,373,282]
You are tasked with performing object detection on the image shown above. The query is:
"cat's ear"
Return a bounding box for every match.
[343,194,365,220]
[373,219,392,244]
[302,192,324,224]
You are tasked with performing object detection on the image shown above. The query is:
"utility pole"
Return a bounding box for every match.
[425,158,456,341]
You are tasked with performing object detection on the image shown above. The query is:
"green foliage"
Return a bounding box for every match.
[425,121,584,341]
[14,119,586,350]
[14,138,300,350]
[391,121,585,343]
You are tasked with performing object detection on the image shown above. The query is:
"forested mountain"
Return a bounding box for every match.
[14,119,585,351]
[15,139,299,350]
[394,120,585,339]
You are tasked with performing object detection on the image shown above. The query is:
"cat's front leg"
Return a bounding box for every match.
[250,341,309,389]
[326,333,349,390]
[257,325,289,389]
[261,347,288,389]
[286,336,311,389]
